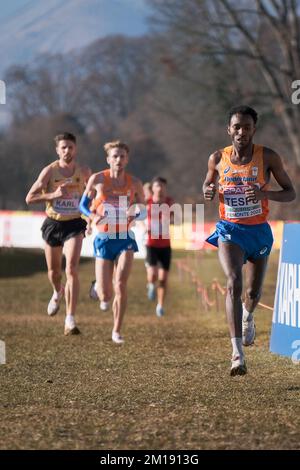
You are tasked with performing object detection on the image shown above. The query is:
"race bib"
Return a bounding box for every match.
[223,185,262,219]
[53,196,80,215]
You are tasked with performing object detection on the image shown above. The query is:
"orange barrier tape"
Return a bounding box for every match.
[211,279,274,311]
[257,302,273,311]
[176,260,274,312]
[211,280,226,296]
[203,287,216,307]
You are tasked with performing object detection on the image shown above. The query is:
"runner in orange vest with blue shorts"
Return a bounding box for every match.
[79,140,145,344]
[203,105,295,376]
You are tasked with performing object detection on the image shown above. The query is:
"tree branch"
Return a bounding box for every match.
[219,0,285,99]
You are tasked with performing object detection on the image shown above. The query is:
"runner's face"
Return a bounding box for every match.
[152,182,167,199]
[227,114,256,150]
[107,148,128,171]
[56,140,76,164]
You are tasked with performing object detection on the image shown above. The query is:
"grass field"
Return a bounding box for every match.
[0,248,300,450]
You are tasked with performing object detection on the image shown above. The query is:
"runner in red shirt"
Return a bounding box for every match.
[145,177,174,317]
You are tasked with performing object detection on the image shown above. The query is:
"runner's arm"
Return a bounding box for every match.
[82,165,92,184]
[135,179,147,219]
[246,149,296,202]
[79,174,98,217]
[130,178,146,220]
[202,152,221,201]
[25,166,66,204]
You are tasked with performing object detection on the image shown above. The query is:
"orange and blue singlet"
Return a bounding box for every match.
[206,145,273,261]
[92,170,138,260]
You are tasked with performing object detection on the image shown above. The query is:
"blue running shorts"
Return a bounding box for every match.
[206,220,274,263]
[93,231,138,260]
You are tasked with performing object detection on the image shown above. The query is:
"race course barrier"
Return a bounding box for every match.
[176,256,274,314]
[0,210,146,258]
[0,211,286,254]
[270,223,300,360]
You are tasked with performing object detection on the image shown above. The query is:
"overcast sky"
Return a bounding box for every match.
[0,0,30,21]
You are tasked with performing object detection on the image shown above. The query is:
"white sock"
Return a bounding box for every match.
[65,314,75,329]
[148,282,155,288]
[231,337,244,358]
[242,303,253,322]
[53,286,63,300]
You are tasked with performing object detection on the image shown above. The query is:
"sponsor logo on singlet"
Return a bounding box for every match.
[224,176,257,183]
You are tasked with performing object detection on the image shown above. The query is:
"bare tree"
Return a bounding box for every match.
[149,0,300,164]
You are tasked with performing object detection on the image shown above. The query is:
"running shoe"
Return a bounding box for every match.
[100,301,109,311]
[89,280,98,300]
[112,331,125,344]
[47,285,64,316]
[156,304,165,317]
[64,326,81,336]
[230,355,247,376]
[147,283,156,301]
[242,317,256,346]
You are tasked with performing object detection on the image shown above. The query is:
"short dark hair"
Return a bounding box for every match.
[54,132,76,145]
[151,176,167,187]
[228,106,258,125]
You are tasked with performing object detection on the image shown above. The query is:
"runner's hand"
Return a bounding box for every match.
[52,183,69,199]
[204,183,216,201]
[85,220,93,236]
[245,186,265,202]
[91,213,107,226]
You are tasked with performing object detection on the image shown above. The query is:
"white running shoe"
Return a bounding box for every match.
[64,325,81,336]
[89,280,98,300]
[64,314,80,335]
[156,304,165,317]
[112,331,125,344]
[230,355,247,376]
[100,301,109,311]
[47,285,64,316]
[242,317,256,346]
[147,283,156,301]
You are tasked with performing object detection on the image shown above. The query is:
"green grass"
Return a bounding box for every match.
[0,248,300,450]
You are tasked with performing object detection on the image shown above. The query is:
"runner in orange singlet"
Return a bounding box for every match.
[79,141,145,344]
[203,106,295,376]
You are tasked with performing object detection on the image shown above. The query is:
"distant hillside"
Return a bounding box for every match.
[0,0,150,74]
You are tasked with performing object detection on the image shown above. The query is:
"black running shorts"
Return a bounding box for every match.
[41,217,87,247]
[145,246,172,271]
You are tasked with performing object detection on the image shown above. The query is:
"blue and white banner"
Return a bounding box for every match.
[270,223,300,359]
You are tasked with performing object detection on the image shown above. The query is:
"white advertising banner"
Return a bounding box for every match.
[0,211,146,259]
